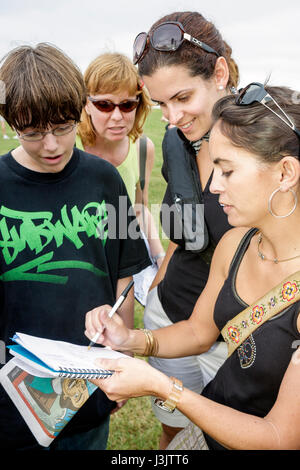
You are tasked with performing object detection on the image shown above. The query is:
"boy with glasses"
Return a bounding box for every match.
[0,43,150,450]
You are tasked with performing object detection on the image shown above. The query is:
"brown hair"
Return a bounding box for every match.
[138,11,239,90]
[0,43,86,131]
[78,52,152,145]
[212,86,300,161]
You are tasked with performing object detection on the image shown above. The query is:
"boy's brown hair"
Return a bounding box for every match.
[0,42,86,131]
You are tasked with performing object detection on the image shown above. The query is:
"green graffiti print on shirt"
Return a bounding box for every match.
[0,202,108,284]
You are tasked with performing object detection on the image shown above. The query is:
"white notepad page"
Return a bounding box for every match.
[10,332,128,376]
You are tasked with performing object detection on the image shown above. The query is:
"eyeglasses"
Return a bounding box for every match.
[236,82,300,156]
[18,123,77,142]
[133,21,220,65]
[88,97,139,113]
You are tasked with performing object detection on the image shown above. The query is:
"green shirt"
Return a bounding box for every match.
[76,136,139,205]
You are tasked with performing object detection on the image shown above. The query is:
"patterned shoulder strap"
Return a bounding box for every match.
[221,271,300,357]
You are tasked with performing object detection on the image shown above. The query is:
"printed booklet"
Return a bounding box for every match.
[0,332,127,446]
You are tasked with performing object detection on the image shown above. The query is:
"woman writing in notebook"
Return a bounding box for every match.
[77,53,164,269]
[131,10,238,448]
[85,84,300,450]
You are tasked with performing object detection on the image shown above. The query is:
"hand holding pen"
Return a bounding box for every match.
[87,280,134,349]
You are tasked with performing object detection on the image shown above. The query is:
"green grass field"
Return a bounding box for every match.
[0,109,168,449]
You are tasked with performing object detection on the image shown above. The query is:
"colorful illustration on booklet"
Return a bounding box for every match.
[8,366,97,441]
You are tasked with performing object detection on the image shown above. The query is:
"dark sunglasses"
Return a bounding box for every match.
[133,21,220,65]
[236,82,300,156]
[88,97,139,113]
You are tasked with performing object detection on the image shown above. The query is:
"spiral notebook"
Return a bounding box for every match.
[7,332,128,378]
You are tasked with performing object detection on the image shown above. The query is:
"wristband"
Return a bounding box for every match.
[154,377,183,413]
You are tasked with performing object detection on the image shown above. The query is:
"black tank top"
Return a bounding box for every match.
[202,228,300,450]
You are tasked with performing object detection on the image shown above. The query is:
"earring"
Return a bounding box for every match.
[268,187,298,218]
[218,85,224,91]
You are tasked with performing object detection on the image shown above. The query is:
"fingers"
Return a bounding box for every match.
[90,356,157,403]
[94,357,123,372]
[85,304,128,350]
[89,358,124,401]
[110,400,128,414]
[85,305,112,341]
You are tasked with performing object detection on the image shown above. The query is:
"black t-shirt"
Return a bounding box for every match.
[0,148,150,448]
[157,133,231,322]
[202,229,300,450]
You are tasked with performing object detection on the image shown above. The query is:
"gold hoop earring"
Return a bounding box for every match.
[268,187,297,218]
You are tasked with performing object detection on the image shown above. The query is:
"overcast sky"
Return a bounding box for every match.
[0,0,299,90]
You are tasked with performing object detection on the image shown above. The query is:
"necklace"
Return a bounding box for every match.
[257,232,300,264]
[190,132,210,154]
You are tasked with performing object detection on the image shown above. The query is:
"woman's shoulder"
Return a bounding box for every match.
[220,226,253,243]
[136,135,155,152]
[217,227,255,252]
[212,227,256,273]
[135,135,155,169]
[75,134,84,150]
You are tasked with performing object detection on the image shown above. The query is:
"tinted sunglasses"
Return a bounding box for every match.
[133,21,220,65]
[88,97,139,113]
[236,82,300,156]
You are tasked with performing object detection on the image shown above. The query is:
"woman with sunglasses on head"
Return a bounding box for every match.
[85,83,300,450]
[132,11,238,448]
[78,53,165,285]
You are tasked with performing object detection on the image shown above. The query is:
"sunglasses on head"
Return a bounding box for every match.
[236,82,300,157]
[133,21,220,65]
[88,97,139,113]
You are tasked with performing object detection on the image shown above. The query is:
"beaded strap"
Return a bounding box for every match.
[221,271,300,357]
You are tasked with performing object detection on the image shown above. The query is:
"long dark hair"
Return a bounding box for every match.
[212,86,300,161]
[138,11,239,89]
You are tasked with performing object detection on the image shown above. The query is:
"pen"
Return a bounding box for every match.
[87,279,134,350]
